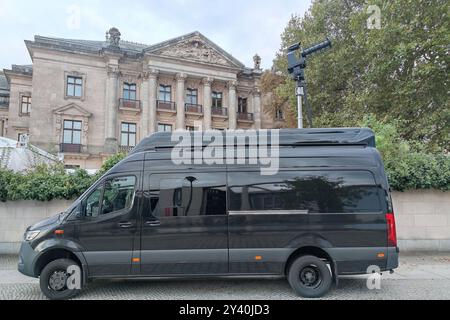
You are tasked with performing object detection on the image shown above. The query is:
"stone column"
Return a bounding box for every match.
[140,75,150,137]
[148,69,159,134]
[105,66,120,153]
[176,73,187,130]
[202,77,213,130]
[253,89,262,130]
[228,80,238,130]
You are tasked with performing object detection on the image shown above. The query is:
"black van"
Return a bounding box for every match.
[18,128,398,299]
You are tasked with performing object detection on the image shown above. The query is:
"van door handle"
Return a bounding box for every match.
[145,220,161,227]
[118,222,133,228]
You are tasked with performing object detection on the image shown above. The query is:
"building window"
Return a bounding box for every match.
[18,133,28,143]
[120,122,137,147]
[186,126,199,131]
[159,85,172,102]
[20,95,31,116]
[63,120,82,145]
[0,119,5,137]
[66,76,83,98]
[64,164,81,170]
[186,88,198,105]
[212,91,222,108]
[123,83,137,101]
[275,108,284,120]
[0,95,9,106]
[238,97,248,114]
[158,123,172,132]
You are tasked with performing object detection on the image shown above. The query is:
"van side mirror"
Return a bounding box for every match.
[69,202,85,220]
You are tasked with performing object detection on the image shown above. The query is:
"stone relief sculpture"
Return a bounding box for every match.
[108,27,121,47]
[253,54,262,70]
[155,36,230,66]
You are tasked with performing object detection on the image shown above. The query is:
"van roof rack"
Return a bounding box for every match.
[130,128,375,154]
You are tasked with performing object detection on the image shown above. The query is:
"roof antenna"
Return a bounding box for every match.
[287,38,332,129]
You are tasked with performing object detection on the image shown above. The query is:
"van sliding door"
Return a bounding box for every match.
[139,170,229,275]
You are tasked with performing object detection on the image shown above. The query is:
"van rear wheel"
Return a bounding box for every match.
[39,258,81,300]
[288,255,332,298]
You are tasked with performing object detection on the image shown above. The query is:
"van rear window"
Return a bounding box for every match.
[228,171,382,214]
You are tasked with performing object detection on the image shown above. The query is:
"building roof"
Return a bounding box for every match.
[25,29,250,70]
[30,35,148,56]
[0,71,9,91]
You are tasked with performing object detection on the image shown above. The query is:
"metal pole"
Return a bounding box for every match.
[296,85,304,129]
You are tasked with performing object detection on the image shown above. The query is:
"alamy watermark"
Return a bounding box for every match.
[366,265,382,290]
[66,265,82,290]
[367,5,382,30]
[170,129,280,176]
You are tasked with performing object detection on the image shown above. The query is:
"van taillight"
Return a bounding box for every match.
[386,213,397,247]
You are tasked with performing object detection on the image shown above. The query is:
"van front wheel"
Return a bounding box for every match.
[39,258,81,300]
[287,255,332,298]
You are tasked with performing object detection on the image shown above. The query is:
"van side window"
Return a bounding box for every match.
[149,173,226,217]
[228,171,381,214]
[84,176,136,218]
[85,186,103,218]
[101,176,136,215]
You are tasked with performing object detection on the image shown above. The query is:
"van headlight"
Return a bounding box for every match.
[24,230,40,241]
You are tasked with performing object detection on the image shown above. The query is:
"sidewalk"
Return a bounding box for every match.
[1,252,450,300]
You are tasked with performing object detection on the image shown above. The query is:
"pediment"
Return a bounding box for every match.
[145,32,244,69]
[53,103,92,117]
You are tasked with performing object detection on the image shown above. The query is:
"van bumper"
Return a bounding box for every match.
[386,246,399,270]
[326,246,399,275]
[18,241,39,278]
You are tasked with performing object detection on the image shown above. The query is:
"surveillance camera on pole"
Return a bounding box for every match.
[287,38,332,128]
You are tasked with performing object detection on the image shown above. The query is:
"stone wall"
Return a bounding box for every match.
[393,190,450,251]
[0,190,449,254]
[0,200,73,253]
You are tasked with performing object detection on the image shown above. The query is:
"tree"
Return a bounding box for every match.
[272,0,449,152]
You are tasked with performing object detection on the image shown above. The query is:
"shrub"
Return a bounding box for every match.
[0,153,127,202]
[0,135,448,202]
[362,115,450,192]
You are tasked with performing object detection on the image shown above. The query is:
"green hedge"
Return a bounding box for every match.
[0,133,448,202]
[0,153,126,202]
[362,115,449,192]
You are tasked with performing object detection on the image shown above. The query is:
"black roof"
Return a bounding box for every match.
[130,128,376,154]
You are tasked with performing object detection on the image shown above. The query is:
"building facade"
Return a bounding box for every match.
[1,28,284,169]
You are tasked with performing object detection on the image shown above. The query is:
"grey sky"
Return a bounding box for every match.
[0,0,311,70]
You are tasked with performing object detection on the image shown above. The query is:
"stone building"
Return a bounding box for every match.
[1,28,285,169]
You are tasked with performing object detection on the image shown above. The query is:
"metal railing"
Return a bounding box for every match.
[119,98,141,110]
[212,107,228,117]
[119,145,135,153]
[185,103,203,114]
[157,100,176,111]
[60,143,82,153]
[237,112,254,121]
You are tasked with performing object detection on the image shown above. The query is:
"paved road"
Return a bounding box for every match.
[1,253,450,300]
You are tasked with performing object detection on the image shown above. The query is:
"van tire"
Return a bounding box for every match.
[39,258,81,300]
[287,255,332,298]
